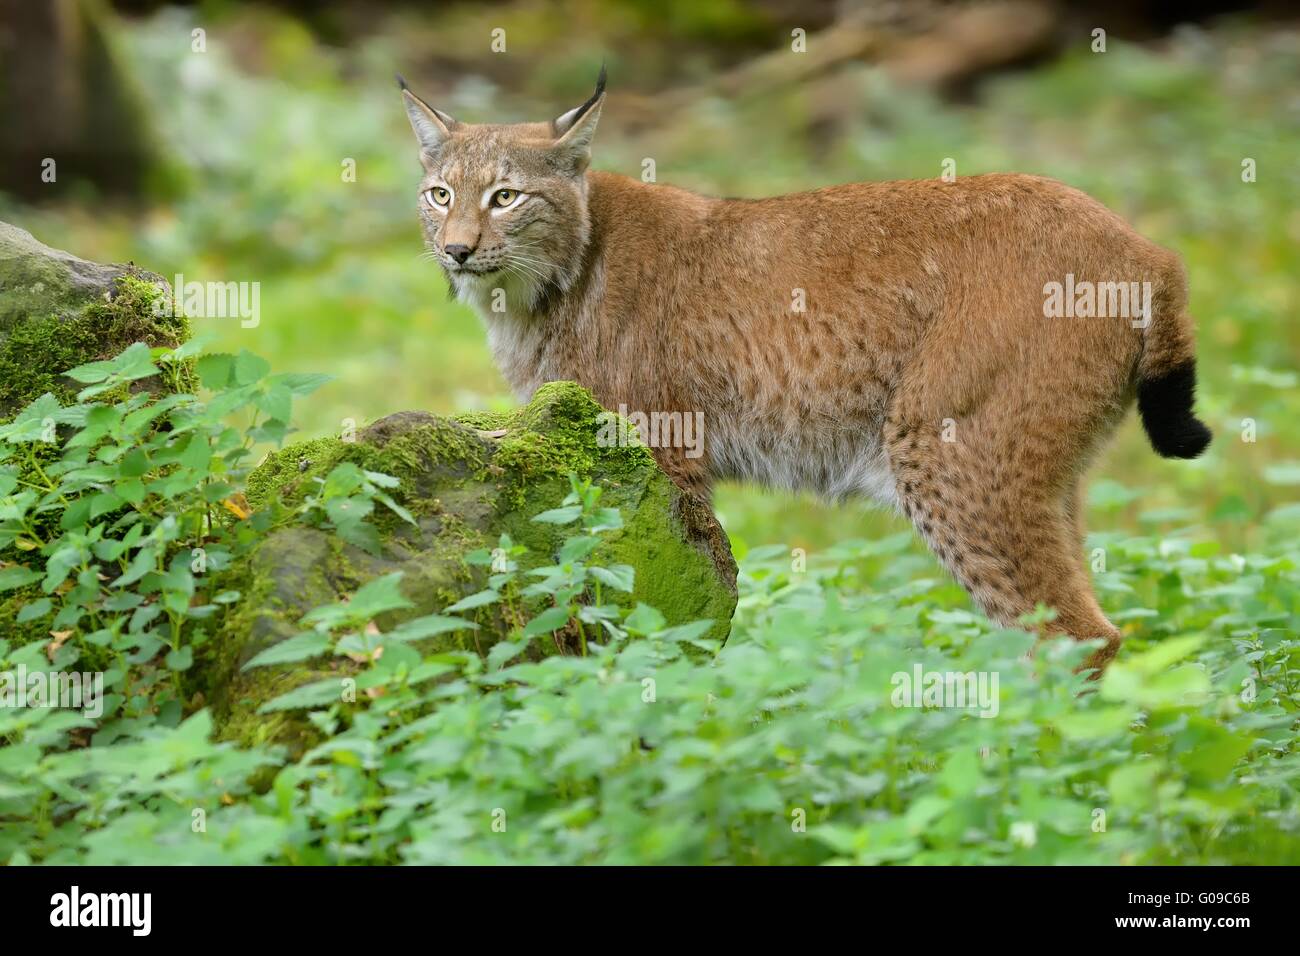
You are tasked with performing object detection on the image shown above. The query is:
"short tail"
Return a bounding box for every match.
[1136,276,1211,459]
[1137,361,1212,459]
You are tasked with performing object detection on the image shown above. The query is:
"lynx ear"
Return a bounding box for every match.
[397,74,457,151]
[550,64,606,170]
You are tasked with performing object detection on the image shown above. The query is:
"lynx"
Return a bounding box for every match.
[399,69,1211,668]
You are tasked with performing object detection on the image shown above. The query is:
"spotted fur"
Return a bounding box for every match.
[401,75,1209,669]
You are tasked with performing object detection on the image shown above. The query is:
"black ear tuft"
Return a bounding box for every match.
[395,73,409,91]
[571,63,607,122]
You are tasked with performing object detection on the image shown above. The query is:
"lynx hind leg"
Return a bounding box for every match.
[1061,478,1090,564]
[884,417,1121,671]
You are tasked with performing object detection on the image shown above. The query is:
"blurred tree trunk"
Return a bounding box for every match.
[0,0,169,200]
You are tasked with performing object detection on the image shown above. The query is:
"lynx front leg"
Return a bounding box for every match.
[648,444,713,500]
[884,416,1121,671]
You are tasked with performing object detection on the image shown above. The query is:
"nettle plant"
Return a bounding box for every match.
[0,341,329,708]
[298,461,416,556]
[0,341,690,863]
[451,475,678,661]
[1,341,1296,865]
[0,343,662,713]
[240,473,681,715]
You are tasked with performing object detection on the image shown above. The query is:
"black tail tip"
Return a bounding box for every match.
[1146,415,1212,459]
[1138,362,1212,459]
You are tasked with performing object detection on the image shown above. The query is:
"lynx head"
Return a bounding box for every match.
[399,67,605,313]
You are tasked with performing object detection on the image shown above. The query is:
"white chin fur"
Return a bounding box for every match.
[454,268,545,314]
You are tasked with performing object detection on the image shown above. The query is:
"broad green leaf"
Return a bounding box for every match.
[243,632,332,670]
[233,350,272,386]
[523,605,571,637]
[0,565,41,592]
[531,505,582,525]
[444,589,500,613]
[258,678,344,713]
[589,564,636,592]
[624,603,667,635]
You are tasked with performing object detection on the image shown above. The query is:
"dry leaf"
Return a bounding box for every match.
[46,629,73,661]
[220,492,252,520]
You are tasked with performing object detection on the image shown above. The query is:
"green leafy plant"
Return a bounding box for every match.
[2,343,1298,866]
[0,342,325,686]
[299,462,416,554]
[454,475,641,660]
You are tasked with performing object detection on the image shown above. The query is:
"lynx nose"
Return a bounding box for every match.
[444,244,474,265]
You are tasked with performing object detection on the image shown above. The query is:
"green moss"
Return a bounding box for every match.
[245,436,348,510]
[452,409,512,431]
[0,229,84,328]
[0,584,58,645]
[599,477,736,644]
[0,269,195,623]
[204,518,495,754]
[248,382,655,520]
[0,270,191,417]
[246,384,729,613]
[477,381,654,500]
[213,379,737,747]
[247,423,487,511]
[199,526,336,755]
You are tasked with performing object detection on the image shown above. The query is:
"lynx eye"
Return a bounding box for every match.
[492,189,519,208]
[425,187,451,207]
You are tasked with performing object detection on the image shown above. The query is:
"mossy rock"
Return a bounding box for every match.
[0,220,189,418]
[0,220,191,645]
[208,382,738,753]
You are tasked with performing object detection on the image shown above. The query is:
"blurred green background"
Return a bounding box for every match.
[2,0,1298,563]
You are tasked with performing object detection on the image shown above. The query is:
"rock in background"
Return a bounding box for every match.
[0,221,188,418]
[0,221,191,642]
